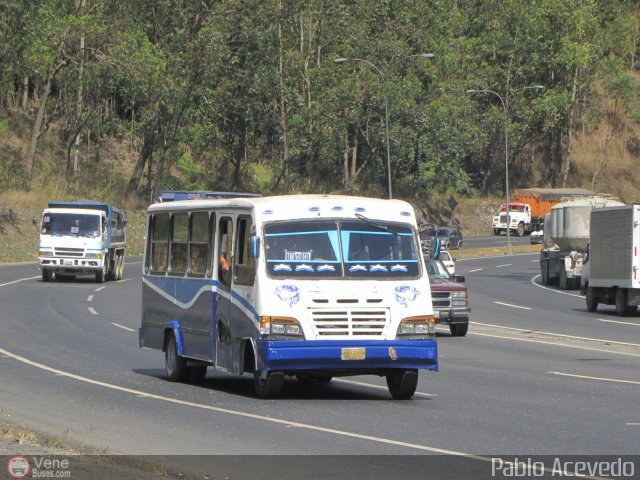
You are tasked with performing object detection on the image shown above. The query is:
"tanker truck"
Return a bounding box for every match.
[539,196,623,290]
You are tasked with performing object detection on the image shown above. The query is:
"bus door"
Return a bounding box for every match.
[215,216,234,371]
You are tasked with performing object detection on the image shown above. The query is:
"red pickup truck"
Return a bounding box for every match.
[425,258,470,337]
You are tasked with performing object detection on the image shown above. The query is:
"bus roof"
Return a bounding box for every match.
[147,194,417,224]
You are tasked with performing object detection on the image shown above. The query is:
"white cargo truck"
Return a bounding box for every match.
[581,204,640,316]
[38,200,127,283]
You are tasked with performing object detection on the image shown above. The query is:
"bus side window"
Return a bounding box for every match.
[235,216,255,286]
[218,217,233,287]
[150,214,169,274]
[188,212,209,277]
[169,213,188,276]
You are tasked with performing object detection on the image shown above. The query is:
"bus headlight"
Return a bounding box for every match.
[397,316,436,338]
[259,316,304,339]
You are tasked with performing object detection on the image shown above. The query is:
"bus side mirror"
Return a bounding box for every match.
[251,236,260,259]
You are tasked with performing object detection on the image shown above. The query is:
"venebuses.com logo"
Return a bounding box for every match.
[6,456,30,479]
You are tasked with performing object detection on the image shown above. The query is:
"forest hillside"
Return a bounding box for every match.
[0,1,639,261]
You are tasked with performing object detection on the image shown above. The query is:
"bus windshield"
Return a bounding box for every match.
[264,219,419,278]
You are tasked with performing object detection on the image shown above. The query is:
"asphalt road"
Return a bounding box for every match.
[0,256,638,478]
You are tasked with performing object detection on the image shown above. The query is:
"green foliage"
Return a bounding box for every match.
[0,0,638,200]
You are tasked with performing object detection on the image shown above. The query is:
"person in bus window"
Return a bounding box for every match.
[219,233,231,272]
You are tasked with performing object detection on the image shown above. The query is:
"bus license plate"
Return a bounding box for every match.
[341,347,365,361]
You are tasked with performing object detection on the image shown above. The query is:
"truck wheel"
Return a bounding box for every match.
[585,288,598,312]
[95,266,106,283]
[165,333,188,382]
[541,261,549,285]
[253,371,284,398]
[386,369,418,400]
[559,264,567,290]
[117,255,125,280]
[493,228,500,236]
[108,259,117,281]
[449,323,468,337]
[517,223,525,237]
[42,269,52,282]
[615,289,629,317]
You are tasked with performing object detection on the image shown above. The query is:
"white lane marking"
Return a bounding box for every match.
[87,295,94,302]
[530,274,584,298]
[468,268,483,273]
[471,321,640,348]
[469,332,640,358]
[597,318,640,326]
[0,276,40,287]
[531,259,539,263]
[88,307,98,315]
[0,346,481,459]
[116,279,131,283]
[111,322,135,332]
[126,261,142,265]
[495,264,512,268]
[549,371,640,386]
[334,378,436,398]
[626,423,640,426]
[95,286,106,292]
[493,301,531,310]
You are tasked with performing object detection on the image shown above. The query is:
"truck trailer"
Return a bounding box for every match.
[38,200,126,283]
[492,188,599,236]
[540,196,623,289]
[581,204,640,316]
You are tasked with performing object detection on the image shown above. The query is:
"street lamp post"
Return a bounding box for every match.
[466,86,543,250]
[335,54,434,199]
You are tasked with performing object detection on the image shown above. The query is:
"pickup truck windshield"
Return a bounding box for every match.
[264,220,419,278]
[42,213,101,238]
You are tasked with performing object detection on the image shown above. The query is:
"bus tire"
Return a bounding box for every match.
[253,371,284,398]
[386,369,418,400]
[165,333,188,382]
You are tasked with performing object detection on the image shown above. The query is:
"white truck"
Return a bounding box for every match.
[581,204,640,316]
[539,197,623,290]
[38,201,126,283]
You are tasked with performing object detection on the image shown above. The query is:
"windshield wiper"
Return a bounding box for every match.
[355,213,397,235]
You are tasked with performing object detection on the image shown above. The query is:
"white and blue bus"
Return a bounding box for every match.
[139,194,438,398]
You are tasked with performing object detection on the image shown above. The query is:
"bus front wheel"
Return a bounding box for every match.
[253,371,284,399]
[165,333,188,382]
[386,369,418,400]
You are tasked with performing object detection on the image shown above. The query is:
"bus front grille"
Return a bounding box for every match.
[310,308,389,338]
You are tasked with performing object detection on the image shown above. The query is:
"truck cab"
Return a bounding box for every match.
[492,203,531,236]
[38,201,126,283]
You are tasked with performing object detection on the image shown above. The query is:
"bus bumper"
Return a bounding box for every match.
[257,339,438,373]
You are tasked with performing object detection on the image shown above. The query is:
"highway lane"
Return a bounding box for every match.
[0,259,638,471]
[457,254,640,345]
